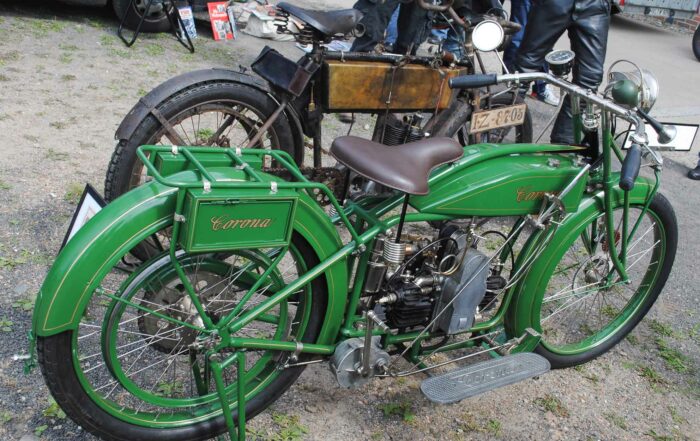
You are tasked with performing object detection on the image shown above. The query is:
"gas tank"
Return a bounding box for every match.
[410,145,587,217]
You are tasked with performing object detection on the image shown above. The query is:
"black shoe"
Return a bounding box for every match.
[688,166,700,180]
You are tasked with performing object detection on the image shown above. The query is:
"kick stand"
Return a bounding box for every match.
[117,0,195,53]
[211,351,247,441]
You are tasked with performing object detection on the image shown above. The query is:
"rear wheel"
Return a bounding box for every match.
[39,233,327,441]
[527,194,677,368]
[693,25,700,62]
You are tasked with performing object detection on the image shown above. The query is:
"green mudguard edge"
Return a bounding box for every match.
[505,175,656,352]
[32,168,348,346]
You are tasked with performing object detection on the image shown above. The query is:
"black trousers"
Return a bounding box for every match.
[516,0,611,144]
[351,0,431,54]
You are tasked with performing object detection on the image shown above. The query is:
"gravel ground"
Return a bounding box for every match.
[0,1,698,440]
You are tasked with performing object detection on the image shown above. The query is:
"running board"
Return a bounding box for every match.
[420,352,550,404]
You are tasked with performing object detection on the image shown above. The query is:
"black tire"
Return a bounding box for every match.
[432,92,533,144]
[105,81,298,202]
[113,0,172,33]
[38,233,328,441]
[532,193,678,368]
[693,25,700,62]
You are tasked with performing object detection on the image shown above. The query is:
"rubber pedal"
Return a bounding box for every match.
[420,352,550,404]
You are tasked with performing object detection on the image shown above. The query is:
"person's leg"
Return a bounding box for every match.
[351,0,400,52]
[394,2,431,55]
[385,6,400,47]
[516,0,572,74]
[550,2,610,144]
[504,0,530,72]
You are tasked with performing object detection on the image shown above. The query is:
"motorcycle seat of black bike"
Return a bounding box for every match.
[277,2,363,37]
[330,136,464,196]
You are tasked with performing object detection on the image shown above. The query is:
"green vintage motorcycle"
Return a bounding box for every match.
[31,26,678,441]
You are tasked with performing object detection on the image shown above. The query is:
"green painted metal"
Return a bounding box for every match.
[505,176,658,343]
[411,144,588,216]
[32,168,348,344]
[153,150,264,175]
[179,188,298,253]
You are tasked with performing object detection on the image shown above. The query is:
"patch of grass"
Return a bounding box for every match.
[655,338,690,373]
[0,178,10,190]
[64,183,84,204]
[378,400,415,422]
[0,113,12,122]
[44,148,69,161]
[459,411,480,432]
[649,319,675,338]
[0,74,9,82]
[644,429,673,441]
[156,380,184,397]
[534,394,569,418]
[0,317,13,332]
[34,424,48,437]
[12,293,36,311]
[605,412,627,430]
[486,419,502,436]
[601,304,619,318]
[145,43,165,56]
[59,53,73,64]
[108,47,132,59]
[99,34,116,46]
[0,410,12,424]
[49,120,67,130]
[59,43,79,51]
[626,334,639,345]
[0,50,20,67]
[668,406,686,425]
[0,249,30,269]
[637,365,666,386]
[43,397,66,419]
[61,74,77,82]
[268,412,308,441]
[33,19,66,37]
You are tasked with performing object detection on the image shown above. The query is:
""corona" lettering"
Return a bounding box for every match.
[210,215,273,231]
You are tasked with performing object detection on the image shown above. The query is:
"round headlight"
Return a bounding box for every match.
[609,69,659,112]
[471,20,504,53]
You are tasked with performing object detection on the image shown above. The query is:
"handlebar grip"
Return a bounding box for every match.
[449,74,498,89]
[619,144,642,191]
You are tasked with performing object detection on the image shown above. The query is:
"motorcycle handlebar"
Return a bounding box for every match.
[448,74,498,89]
[619,144,642,191]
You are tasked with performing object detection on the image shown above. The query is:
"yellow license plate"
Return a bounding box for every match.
[469,104,527,134]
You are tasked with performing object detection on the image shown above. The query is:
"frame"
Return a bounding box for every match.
[60,183,106,251]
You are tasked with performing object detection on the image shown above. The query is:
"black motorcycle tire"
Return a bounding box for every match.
[105,81,299,202]
[113,0,172,33]
[431,92,533,144]
[38,233,328,441]
[693,25,700,62]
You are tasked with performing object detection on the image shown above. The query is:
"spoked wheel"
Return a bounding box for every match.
[530,194,677,368]
[432,92,533,144]
[106,82,299,261]
[38,233,327,441]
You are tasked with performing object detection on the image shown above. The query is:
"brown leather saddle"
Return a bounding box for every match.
[277,2,363,37]
[330,136,464,195]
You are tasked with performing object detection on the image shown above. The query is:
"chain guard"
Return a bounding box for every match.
[263,166,345,206]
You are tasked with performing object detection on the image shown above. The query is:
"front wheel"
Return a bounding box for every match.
[693,25,700,62]
[38,233,328,441]
[524,193,677,368]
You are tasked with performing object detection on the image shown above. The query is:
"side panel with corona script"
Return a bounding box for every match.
[179,188,298,253]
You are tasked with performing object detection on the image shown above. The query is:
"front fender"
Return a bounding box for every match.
[505,175,657,349]
[33,170,347,345]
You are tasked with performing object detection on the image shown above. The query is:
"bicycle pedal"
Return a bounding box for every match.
[420,352,550,404]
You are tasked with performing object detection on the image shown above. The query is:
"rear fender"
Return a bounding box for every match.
[33,169,347,345]
[115,68,304,158]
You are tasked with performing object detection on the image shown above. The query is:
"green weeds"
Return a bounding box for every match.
[534,394,569,418]
[378,400,415,422]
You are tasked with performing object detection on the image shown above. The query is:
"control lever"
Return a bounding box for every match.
[637,108,676,145]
